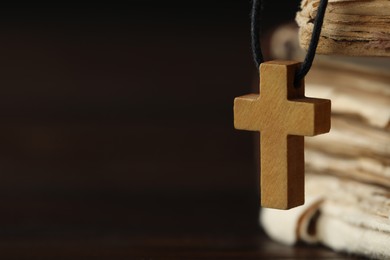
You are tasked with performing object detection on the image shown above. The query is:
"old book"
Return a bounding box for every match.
[296,0,390,56]
[262,174,390,259]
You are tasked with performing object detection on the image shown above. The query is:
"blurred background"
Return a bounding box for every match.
[0,1,313,257]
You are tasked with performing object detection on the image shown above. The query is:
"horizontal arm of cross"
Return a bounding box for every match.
[234,94,262,131]
[286,97,331,136]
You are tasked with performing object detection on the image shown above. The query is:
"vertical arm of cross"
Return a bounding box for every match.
[260,131,304,209]
[257,61,310,209]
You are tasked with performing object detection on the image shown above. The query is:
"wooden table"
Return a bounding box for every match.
[0,190,360,259]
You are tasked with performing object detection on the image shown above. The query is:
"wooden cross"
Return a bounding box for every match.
[234,61,331,209]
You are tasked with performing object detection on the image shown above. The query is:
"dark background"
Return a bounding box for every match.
[0,1,351,258]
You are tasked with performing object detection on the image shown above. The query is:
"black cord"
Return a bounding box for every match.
[251,0,328,86]
[251,0,263,69]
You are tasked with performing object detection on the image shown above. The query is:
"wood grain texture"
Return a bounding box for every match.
[234,61,331,209]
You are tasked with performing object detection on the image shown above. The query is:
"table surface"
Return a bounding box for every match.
[0,234,361,259]
[0,191,363,259]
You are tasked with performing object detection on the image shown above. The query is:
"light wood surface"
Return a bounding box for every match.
[234,61,331,209]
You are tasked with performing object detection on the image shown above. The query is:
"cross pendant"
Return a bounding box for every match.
[234,61,331,209]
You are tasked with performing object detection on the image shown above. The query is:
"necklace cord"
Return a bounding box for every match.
[251,0,328,86]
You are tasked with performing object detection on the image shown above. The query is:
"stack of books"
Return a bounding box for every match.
[261,57,390,258]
